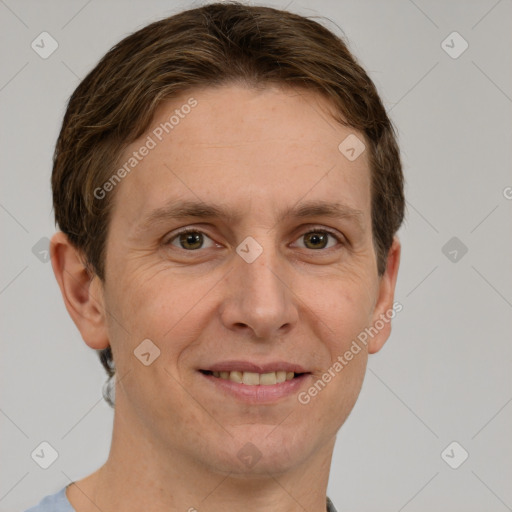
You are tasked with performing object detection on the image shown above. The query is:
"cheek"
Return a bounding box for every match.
[105,267,216,364]
[308,276,374,408]
[309,271,376,345]
[306,293,370,432]
[326,351,368,433]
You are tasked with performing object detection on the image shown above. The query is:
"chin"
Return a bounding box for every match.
[205,422,317,477]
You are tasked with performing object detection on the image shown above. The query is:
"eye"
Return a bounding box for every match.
[164,227,344,252]
[293,228,343,250]
[165,229,216,251]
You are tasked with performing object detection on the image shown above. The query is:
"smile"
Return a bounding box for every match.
[199,369,303,386]
[198,368,312,403]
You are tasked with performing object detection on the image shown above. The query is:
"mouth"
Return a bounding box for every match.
[198,369,309,386]
[197,365,312,403]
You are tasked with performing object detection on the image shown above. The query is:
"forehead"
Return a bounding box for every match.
[110,84,371,229]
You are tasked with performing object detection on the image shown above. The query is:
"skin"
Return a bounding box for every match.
[51,84,401,512]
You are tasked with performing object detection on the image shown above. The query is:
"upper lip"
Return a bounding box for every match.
[201,360,309,374]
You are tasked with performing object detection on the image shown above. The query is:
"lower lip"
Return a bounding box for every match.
[198,371,311,403]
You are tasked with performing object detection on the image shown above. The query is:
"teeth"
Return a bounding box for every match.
[210,370,297,385]
[229,371,243,383]
[259,372,277,385]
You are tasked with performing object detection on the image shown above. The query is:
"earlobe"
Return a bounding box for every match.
[367,236,401,354]
[50,231,110,350]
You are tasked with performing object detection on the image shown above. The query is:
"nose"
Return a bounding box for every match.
[219,238,299,341]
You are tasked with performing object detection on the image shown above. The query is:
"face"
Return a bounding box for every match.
[91,84,399,475]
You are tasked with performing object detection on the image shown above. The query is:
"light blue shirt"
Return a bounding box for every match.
[24,485,338,511]
[24,486,74,512]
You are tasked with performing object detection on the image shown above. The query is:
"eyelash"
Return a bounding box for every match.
[163,226,345,252]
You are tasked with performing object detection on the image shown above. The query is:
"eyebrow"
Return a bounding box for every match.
[133,198,365,235]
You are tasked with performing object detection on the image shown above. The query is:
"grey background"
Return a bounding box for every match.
[1,0,511,511]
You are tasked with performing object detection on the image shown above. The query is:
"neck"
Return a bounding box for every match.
[67,397,336,512]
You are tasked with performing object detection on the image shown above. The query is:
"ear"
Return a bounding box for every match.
[367,236,401,354]
[50,231,110,350]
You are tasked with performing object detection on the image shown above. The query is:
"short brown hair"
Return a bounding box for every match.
[52,1,405,403]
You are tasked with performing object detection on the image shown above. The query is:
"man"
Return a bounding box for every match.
[26,2,404,511]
